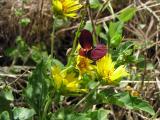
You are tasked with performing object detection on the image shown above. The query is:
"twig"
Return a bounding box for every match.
[7,69,29,86]
[95,0,110,23]
[86,0,98,44]
[132,111,150,120]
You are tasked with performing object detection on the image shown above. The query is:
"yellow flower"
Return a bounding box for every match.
[76,55,95,75]
[96,55,129,84]
[51,66,85,93]
[52,0,82,18]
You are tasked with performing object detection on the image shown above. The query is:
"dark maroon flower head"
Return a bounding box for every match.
[87,44,107,61]
[78,29,107,61]
[79,29,93,50]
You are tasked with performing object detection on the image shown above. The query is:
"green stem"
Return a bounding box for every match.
[86,0,98,44]
[108,1,115,20]
[73,82,100,110]
[67,20,85,66]
[42,97,52,120]
[51,20,55,58]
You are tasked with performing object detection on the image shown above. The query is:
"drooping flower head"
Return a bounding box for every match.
[52,0,82,18]
[96,55,129,84]
[79,29,107,61]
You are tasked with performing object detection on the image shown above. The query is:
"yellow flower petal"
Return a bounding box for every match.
[110,65,129,81]
[96,55,114,78]
[52,0,82,18]
[52,0,63,12]
[76,55,94,74]
[51,66,86,93]
[96,54,129,84]
[66,81,79,92]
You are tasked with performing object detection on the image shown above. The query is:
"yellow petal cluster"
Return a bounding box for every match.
[52,0,82,18]
[51,66,84,93]
[76,55,95,75]
[96,55,129,84]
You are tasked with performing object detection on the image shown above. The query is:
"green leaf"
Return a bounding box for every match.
[109,21,123,38]
[110,34,122,47]
[84,22,101,35]
[116,92,155,116]
[51,108,110,120]
[118,7,136,22]
[0,111,10,120]
[24,58,52,116]
[100,91,155,116]
[109,21,124,47]
[19,18,31,27]
[89,0,102,9]
[13,107,36,120]
[31,46,48,63]
[0,87,14,101]
[15,8,24,17]
[89,109,110,120]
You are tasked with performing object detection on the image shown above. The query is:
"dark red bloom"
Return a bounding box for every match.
[79,29,93,50]
[79,29,107,61]
[87,44,107,61]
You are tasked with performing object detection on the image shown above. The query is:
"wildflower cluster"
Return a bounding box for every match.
[51,29,129,95]
[51,0,129,95]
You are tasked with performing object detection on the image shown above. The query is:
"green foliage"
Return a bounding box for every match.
[109,21,123,47]
[112,41,135,65]
[13,107,36,120]
[89,0,102,9]
[24,57,52,118]
[0,87,14,113]
[31,46,48,64]
[97,90,155,116]
[19,18,31,27]
[0,111,10,120]
[15,8,24,17]
[5,37,49,64]
[54,18,70,30]
[118,7,137,22]
[50,108,110,120]
[5,36,29,63]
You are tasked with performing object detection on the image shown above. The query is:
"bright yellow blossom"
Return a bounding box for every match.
[51,66,85,93]
[76,55,95,75]
[52,0,82,18]
[96,55,129,84]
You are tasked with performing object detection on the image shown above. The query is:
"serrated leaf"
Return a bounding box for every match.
[118,7,136,22]
[13,107,36,120]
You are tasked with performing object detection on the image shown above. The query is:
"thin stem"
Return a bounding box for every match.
[86,0,98,44]
[95,0,110,23]
[42,97,52,120]
[108,1,116,20]
[73,82,100,110]
[51,20,55,58]
[67,20,85,66]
